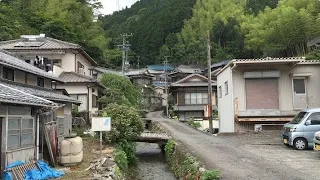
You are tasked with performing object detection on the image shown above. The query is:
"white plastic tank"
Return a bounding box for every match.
[59,136,83,165]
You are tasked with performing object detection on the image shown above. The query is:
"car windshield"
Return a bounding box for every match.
[289,112,308,124]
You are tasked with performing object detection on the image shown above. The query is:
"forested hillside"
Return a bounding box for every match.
[103,0,320,66]
[100,0,197,66]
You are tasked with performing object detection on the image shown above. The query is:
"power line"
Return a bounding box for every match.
[117,33,132,74]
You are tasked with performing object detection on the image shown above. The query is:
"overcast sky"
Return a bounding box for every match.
[100,0,139,15]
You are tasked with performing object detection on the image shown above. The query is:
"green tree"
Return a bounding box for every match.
[102,103,144,142]
[99,73,142,108]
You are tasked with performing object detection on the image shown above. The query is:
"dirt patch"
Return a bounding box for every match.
[59,137,114,180]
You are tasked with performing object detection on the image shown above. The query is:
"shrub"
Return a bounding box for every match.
[114,148,128,171]
[116,140,137,165]
[187,119,201,129]
[102,103,144,142]
[73,126,85,137]
[201,170,220,180]
[165,139,175,161]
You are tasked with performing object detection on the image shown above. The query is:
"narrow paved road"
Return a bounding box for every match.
[147,111,317,180]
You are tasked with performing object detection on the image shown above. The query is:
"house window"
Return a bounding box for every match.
[53,59,62,67]
[37,77,44,87]
[8,118,34,149]
[225,81,228,95]
[185,93,208,105]
[218,86,222,98]
[92,94,98,107]
[77,61,85,74]
[3,67,14,81]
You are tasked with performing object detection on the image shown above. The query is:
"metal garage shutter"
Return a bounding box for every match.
[245,79,279,109]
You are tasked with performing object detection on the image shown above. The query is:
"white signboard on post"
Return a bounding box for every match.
[92,117,111,132]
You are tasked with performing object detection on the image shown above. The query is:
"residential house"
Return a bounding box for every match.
[0,34,104,116]
[168,65,202,83]
[307,36,320,51]
[170,74,217,121]
[125,69,154,86]
[147,65,174,87]
[217,57,320,133]
[0,51,80,175]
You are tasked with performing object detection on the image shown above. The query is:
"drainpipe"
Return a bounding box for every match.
[36,115,40,160]
[86,83,90,113]
[74,53,77,72]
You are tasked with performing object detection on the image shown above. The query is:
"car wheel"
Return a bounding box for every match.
[293,138,307,150]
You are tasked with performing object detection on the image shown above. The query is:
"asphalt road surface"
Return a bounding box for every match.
[147,111,320,180]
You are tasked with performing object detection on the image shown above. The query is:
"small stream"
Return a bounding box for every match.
[128,142,176,180]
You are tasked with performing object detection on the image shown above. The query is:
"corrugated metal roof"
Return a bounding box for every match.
[59,72,96,83]
[0,78,80,104]
[0,35,97,66]
[0,51,61,81]
[125,69,154,77]
[0,83,57,107]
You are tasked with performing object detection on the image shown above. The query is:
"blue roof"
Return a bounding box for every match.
[147,65,174,71]
[152,81,169,87]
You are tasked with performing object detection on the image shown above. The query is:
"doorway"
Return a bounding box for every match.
[293,78,307,109]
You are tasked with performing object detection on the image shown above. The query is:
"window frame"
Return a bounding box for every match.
[3,66,14,81]
[218,86,222,98]
[77,61,85,74]
[184,92,208,105]
[224,81,228,95]
[7,117,34,150]
[37,77,45,87]
[92,94,98,108]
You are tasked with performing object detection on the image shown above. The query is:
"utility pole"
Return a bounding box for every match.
[164,56,169,117]
[117,33,132,74]
[207,30,213,134]
[137,56,140,69]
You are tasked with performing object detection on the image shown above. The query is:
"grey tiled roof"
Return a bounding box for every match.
[59,72,97,83]
[0,36,80,50]
[171,74,216,87]
[0,35,97,65]
[93,67,123,76]
[0,51,61,81]
[0,79,81,104]
[0,83,57,107]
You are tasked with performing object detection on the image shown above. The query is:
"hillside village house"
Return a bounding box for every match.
[170,74,217,121]
[217,57,320,133]
[0,34,105,116]
[168,65,202,83]
[0,51,80,175]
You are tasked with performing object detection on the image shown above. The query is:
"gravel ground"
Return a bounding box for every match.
[147,111,320,180]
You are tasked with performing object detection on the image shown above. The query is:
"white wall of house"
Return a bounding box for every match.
[217,66,234,133]
[61,53,76,73]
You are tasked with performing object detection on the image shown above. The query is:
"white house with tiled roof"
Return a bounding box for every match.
[0,34,105,115]
[217,57,320,133]
[0,51,80,174]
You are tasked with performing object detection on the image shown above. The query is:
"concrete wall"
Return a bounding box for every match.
[177,111,203,121]
[217,66,234,133]
[15,70,25,84]
[56,83,88,94]
[6,148,34,165]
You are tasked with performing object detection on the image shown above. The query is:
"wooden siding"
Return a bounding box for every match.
[6,148,34,165]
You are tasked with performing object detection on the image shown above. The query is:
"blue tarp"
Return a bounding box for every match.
[4,160,64,180]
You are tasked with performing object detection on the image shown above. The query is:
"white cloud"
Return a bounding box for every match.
[100,0,139,15]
